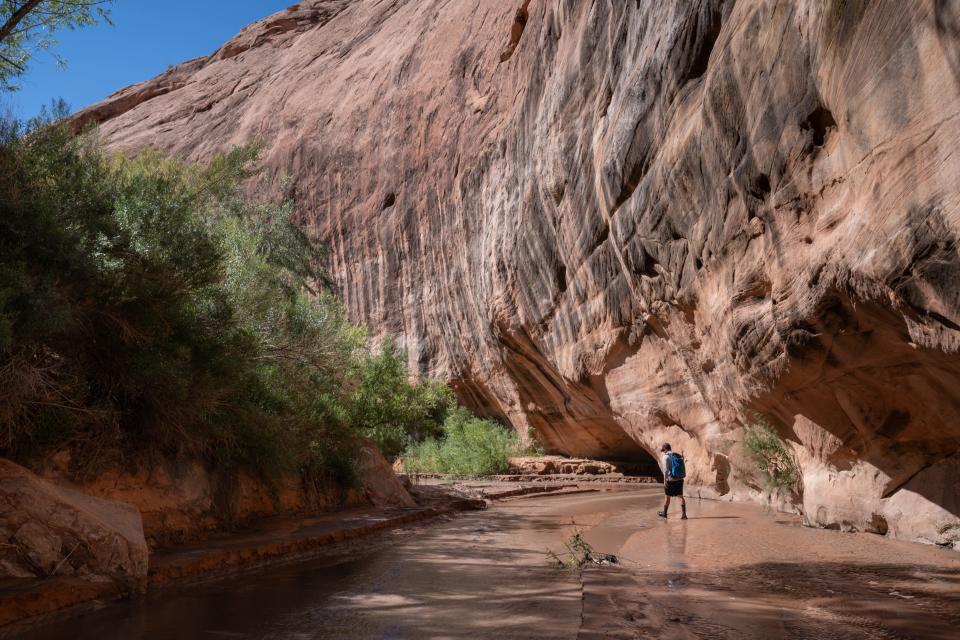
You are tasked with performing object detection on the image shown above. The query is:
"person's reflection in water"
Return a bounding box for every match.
[665,516,689,590]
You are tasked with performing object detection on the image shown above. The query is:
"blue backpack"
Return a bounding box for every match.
[668,452,686,480]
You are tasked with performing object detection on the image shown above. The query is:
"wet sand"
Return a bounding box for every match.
[574,493,960,639]
[14,488,960,639]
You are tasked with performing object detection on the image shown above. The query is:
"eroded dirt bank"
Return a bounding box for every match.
[16,488,960,640]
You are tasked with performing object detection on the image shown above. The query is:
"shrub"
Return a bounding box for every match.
[401,438,443,475]
[0,118,364,479]
[742,416,800,494]
[346,340,455,460]
[0,115,489,485]
[401,408,520,476]
[546,530,597,571]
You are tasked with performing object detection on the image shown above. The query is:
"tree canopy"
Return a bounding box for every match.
[0,0,112,90]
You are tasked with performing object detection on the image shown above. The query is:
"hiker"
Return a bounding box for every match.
[657,443,687,520]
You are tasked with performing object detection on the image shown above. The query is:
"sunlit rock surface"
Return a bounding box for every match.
[72,0,960,544]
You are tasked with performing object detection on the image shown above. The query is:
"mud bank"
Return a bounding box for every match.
[28,442,408,550]
[15,487,960,639]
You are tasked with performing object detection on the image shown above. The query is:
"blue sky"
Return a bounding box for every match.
[3,1,293,119]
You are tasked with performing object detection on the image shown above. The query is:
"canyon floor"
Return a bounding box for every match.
[14,487,960,640]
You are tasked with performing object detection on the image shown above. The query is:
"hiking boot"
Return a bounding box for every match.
[680,512,688,520]
[657,511,667,519]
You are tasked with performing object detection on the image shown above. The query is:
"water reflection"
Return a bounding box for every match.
[16,557,371,640]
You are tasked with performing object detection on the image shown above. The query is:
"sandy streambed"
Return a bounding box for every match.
[571,492,960,639]
[16,487,960,639]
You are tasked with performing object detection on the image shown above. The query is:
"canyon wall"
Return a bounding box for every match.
[73,0,960,546]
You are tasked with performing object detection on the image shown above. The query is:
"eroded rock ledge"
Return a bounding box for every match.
[72,0,960,544]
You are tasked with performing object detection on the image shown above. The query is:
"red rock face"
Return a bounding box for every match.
[72,0,960,544]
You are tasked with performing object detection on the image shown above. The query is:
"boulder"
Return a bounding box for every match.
[0,459,148,587]
[356,443,416,508]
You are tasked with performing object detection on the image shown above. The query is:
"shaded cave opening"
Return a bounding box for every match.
[554,262,568,294]
[748,173,771,201]
[600,449,664,481]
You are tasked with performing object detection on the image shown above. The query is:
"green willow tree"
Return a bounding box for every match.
[0,0,112,90]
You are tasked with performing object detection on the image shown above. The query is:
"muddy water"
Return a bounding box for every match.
[16,488,960,639]
[572,492,960,639]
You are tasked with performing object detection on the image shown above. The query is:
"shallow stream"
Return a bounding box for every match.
[18,489,960,639]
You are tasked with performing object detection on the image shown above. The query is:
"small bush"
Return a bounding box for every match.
[742,416,800,494]
[546,529,617,571]
[401,438,443,474]
[402,408,520,476]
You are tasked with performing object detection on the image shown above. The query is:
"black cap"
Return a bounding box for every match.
[661,443,671,452]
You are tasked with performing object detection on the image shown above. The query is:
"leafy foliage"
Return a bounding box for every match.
[0,114,499,486]
[0,1,113,90]
[347,340,455,460]
[0,120,343,472]
[401,408,520,476]
[742,416,800,494]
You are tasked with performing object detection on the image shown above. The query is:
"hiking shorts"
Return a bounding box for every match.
[664,480,684,497]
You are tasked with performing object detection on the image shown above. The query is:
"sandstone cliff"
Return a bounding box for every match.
[72,0,960,545]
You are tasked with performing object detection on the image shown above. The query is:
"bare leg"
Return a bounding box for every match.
[658,492,671,518]
[680,495,687,519]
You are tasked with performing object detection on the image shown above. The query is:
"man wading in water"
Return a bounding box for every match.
[657,443,687,519]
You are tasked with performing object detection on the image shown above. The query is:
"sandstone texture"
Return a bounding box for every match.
[71,0,960,544]
[356,441,417,508]
[0,459,148,585]
[37,448,414,547]
[74,460,362,547]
